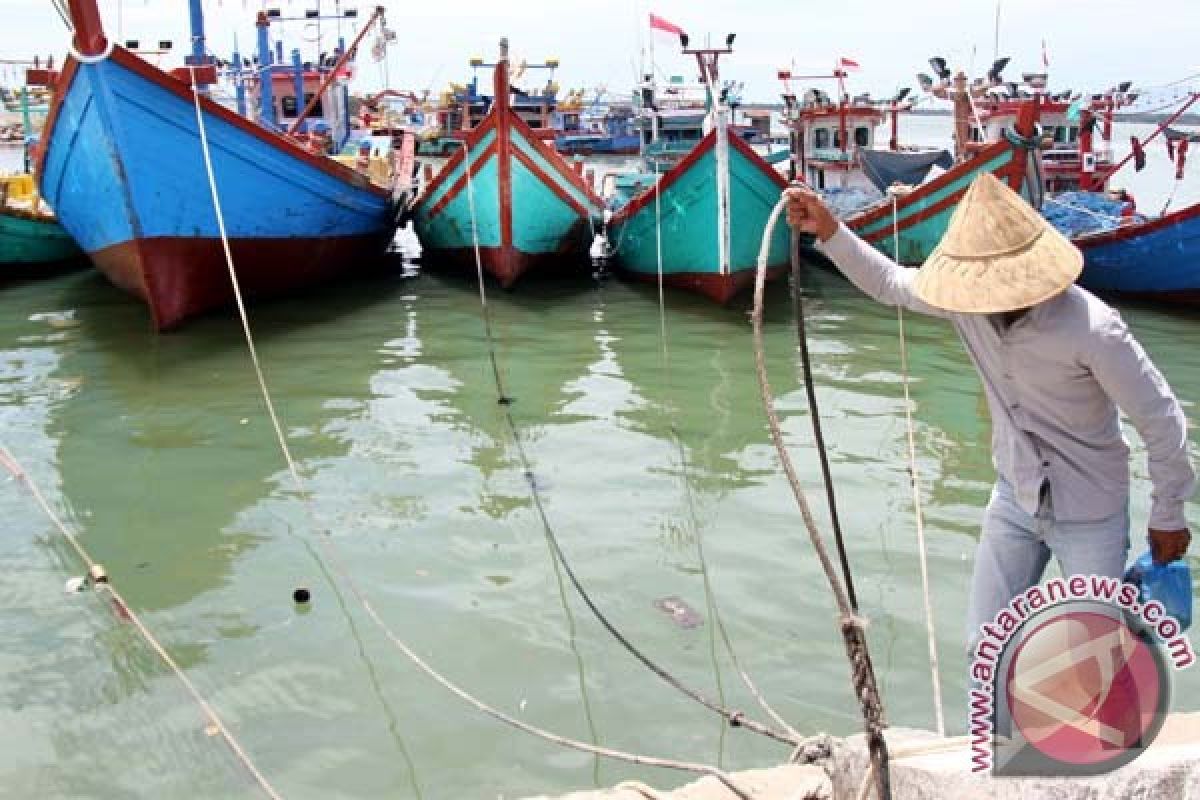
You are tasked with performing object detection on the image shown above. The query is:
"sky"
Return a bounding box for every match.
[2,0,1198,110]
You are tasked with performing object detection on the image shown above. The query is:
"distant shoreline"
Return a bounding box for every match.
[901,108,1200,125]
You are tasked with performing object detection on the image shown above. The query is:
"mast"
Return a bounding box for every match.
[187,0,208,67]
[1078,107,1095,191]
[256,12,276,128]
[65,0,108,58]
[837,68,848,161]
[291,48,306,133]
[683,35,734,275]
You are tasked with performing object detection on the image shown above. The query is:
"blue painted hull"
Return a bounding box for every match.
[1075,201,1200,303]
[37,48,396,329]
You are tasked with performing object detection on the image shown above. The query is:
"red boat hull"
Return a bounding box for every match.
[92,233,392,330]
[624,265,789,305]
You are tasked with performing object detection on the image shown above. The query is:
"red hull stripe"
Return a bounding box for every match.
[610,130,719,225]
[622,263,789,305]
[418,117,497,201]
[506,111,604,207]
[1075,200,1200,249]
[849,140,1015,229]
[424,139,500,220]
[511,145,591,219]
[39,49,389,198]
[727,132,789,189]
[859,184,969,243]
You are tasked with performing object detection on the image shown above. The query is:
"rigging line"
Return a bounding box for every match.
[0,444,283,800]
[890,198,945,738]
[50,0,73,32]
[455,141,797,748]
[546,528,604,786]
[650,148,803,743]
[788,216,859,613]
[186,60,753,793]
[751,202,892,799]
[453,141,754,799]
[190,59,424,783]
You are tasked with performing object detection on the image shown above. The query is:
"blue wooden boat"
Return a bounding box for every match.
[412,39,604,287]
[604,43,789,304]
[37,0,400,330]
[1072,201,1200,304]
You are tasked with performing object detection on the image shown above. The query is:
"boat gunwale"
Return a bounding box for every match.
[36,47,391,203]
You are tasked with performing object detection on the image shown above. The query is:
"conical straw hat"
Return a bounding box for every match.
[913,172,1083,313]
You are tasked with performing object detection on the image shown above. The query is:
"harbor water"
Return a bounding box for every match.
[1,119,1198,799]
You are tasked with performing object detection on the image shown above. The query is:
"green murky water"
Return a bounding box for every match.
[2,136,1198,799]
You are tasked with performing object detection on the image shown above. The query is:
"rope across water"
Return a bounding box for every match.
[188,65,760,797]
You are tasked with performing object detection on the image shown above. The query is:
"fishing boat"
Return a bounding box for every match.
[837,67,1044,265]
[778,66,952,218]
[604,35,790,304]
[1,85,81,273]
[1068,201,1200,304]
[1041,92,1200,304]
[554,95,641,156]
[411,39,604,287]
[1,174,81,271]
[35,0,402,330]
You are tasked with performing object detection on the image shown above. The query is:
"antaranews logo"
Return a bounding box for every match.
[968,574,1194,776]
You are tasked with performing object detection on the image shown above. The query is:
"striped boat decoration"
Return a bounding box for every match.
[412,51,604,287]
[846,137,1033,264]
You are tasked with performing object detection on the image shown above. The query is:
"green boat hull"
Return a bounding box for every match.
[1,208,82,269]
[608,129,790,304]
[846,138,1032,265]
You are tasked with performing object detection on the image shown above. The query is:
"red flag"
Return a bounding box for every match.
[1177,138,1190,181]
[839,57,860,70]
[649,13,684,35]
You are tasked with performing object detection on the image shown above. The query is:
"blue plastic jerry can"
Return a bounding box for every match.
[1124,551,1193,632]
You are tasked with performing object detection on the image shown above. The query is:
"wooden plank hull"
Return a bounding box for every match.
[412,60,604,287]
[0,206,82,269]
[845,138,1030,264]
[608,130,790,305]
[1073,201,1200,304]
[36,47,396,330]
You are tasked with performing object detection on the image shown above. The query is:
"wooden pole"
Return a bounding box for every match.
[288,6,385,135]
[66,0,108,58]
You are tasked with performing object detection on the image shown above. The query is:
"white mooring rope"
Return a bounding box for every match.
[189,62,758,796]
[0,443,284,800]
[890,197,945,737]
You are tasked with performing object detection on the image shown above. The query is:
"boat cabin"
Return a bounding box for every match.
[790,94,883,191]
[971,97,1114,193]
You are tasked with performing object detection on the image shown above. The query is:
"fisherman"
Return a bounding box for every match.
[782,174,1194,655]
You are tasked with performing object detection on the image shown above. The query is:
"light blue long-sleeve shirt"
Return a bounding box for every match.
[818,223,1195,530]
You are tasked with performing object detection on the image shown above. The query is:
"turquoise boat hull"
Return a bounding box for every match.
[0,207,82,269]
[413,58,604,287]
[608,130,790,304]
[845,137,1033,264]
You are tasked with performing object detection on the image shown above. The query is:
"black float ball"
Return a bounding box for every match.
[293,587,311,605]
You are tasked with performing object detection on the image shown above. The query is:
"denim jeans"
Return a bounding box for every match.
[965,478,1131,653]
